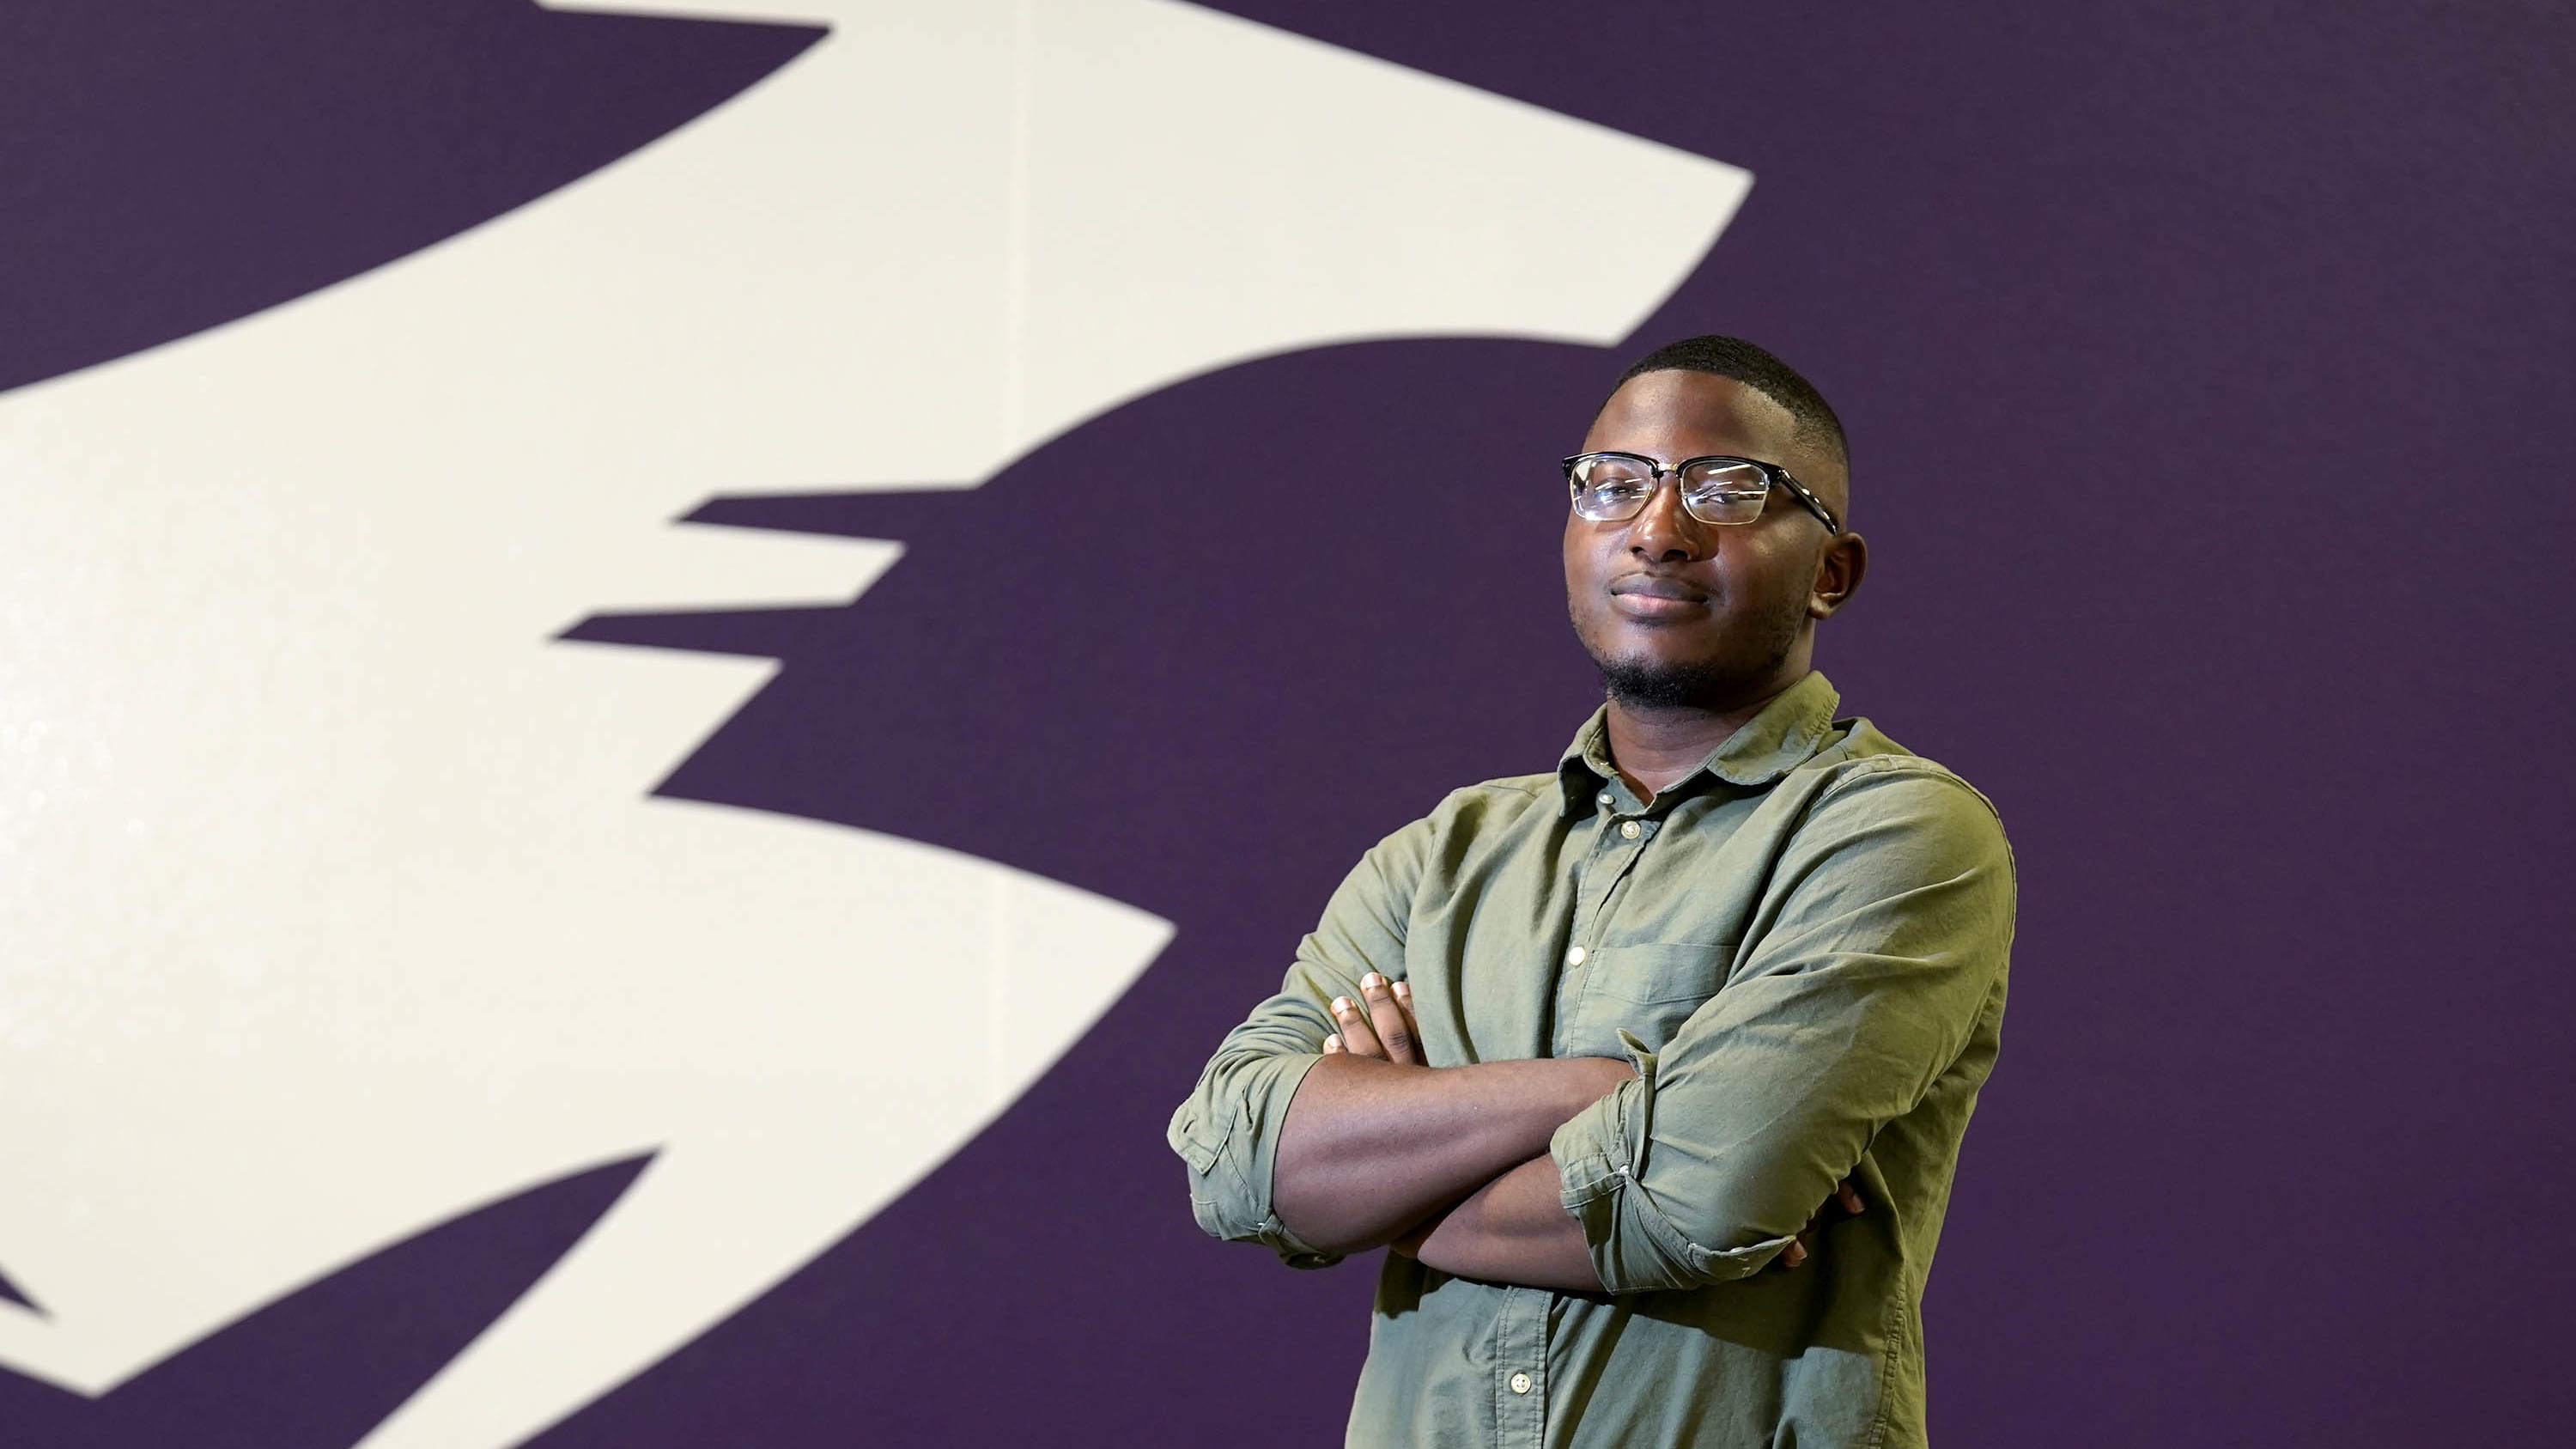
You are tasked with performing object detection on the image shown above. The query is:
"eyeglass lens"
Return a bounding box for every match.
[1570,456,1770,526]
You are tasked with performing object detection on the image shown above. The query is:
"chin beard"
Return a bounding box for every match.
[1595,654,1743,711]
[1587,595,1809,712]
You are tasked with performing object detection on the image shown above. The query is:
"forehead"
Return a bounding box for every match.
[1581,369,1803,465]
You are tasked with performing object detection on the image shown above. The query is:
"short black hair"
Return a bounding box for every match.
[1611,334,1849,478]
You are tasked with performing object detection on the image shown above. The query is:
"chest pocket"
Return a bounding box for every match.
[1570,941,1733,1052]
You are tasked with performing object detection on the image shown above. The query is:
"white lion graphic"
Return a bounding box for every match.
[0,3,1745,1446]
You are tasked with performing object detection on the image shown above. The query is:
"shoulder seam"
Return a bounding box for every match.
[1811,754,2007,831]
[1449,772,1556,801]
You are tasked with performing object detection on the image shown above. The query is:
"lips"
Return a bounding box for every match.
[1606,573,1713,621]
[1609,575,1710,603]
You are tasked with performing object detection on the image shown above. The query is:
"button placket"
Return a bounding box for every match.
[1492,1287,1548,1446]
[1557,803,1662,1058]
[1594,813,1655,916]
[1553,831,1605,1056]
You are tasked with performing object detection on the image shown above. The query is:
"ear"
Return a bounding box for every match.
[1807,529,1868,618]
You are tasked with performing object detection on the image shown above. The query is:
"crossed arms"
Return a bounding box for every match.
[1170,764,2014,1295]
[1279,979,1859,1292]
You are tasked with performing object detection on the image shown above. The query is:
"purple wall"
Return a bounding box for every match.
[3,2,2569,1444]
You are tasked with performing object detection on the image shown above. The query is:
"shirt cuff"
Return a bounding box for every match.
[1170,1050,1343,1269]
[1551,1029,1657,1209]
[1549,1032,1795,1293]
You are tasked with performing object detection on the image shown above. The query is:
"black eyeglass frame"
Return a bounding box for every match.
[1560,450,1843,536]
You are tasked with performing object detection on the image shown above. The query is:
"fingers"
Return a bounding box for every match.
[1777,1179,1867,1270]
[1358,973,1421,1065]
[1327,975,1425,1064]
[1786,1209,1823,1269]
[1328,994,1387,1059]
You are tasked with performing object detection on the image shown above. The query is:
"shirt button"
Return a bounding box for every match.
[1509,1372,1533,1396]
[1596,789,1612,805]
[1619,819,1642,840]
[1565,945,1587,967]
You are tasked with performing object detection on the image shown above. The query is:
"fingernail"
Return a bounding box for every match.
[1393,981,1412,998]
[1332,996,1353,1014]
[1324,1033,1340,1051]
[1360,972,1385,989]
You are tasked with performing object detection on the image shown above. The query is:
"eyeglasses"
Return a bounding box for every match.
[1561,451,1842,535]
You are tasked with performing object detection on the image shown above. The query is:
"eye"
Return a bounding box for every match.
[1686,485,1763,507]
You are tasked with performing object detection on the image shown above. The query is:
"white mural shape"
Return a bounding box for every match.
[0,2,1749,1446]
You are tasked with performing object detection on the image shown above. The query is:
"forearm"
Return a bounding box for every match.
[1405,1154,1601,1291]
[1273,1054,1629,1254]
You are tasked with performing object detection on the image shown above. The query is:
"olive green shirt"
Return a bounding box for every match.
[1169,672,2015,1448]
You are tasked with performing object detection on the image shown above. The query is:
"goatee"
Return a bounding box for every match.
[1583,588,1809,713]
[1595,654,1742,711]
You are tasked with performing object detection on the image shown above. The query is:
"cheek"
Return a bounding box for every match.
[1722,533,1814,602]
[1561,525,1601,591]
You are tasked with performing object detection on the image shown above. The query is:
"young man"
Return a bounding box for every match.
[1170,335,2014,1447]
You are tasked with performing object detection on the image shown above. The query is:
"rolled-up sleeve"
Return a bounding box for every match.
[1169,816,1431,1269]
[1551,762,2015,1294]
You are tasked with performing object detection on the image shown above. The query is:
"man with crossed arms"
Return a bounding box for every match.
[1170,335,2015,1447]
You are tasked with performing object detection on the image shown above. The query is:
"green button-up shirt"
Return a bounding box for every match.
[1170,672,2015,1448]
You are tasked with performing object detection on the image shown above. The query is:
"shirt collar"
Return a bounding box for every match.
[1555,670,1844,815]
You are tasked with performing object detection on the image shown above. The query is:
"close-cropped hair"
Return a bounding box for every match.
[1613,334,1850,478]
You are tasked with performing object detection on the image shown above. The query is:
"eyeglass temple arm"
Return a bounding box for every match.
[1777,472,1842,534]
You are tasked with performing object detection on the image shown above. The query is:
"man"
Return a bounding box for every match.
[1169,335,2014,1447]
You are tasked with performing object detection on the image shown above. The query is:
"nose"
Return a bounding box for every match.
[1627,474,1711,563]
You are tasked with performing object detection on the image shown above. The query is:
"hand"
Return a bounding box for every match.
[1777,1178,1866,1269]
[1320,972,1425,1067]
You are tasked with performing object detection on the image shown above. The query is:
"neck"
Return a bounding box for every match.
[1602,672,1805,801]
